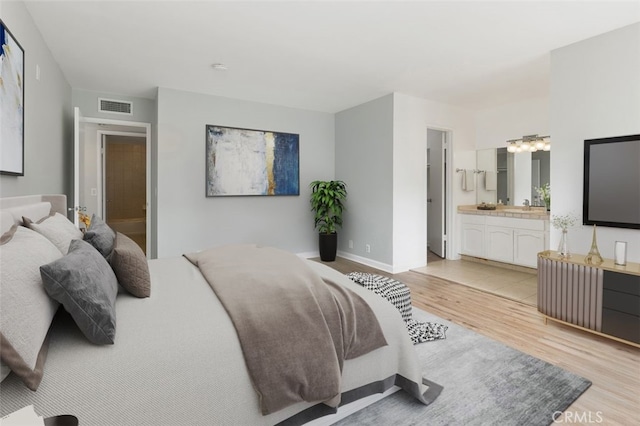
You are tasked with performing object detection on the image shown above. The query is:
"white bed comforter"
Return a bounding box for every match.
[0,256,433,425]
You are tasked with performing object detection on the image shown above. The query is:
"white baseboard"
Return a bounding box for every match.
[298,250,423,274]
[297,251,320,259]
[336,251,396,273]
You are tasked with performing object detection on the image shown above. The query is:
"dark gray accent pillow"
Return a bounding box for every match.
[110,232,151,298]
[40,239,118,345]
[83,214,116,258]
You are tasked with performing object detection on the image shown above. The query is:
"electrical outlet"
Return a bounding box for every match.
[348,240,353,249]
[365,244,371,253]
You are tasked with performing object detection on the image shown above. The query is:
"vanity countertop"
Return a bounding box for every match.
[458,205,549,220]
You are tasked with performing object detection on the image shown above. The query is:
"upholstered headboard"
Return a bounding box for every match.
[0,194,68,234]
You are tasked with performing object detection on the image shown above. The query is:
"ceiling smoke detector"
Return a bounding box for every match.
[211,63,228,71]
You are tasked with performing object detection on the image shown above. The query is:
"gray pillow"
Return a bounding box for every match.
[83,214,116,258]
[40,239,118,345]
[0,225,62,390]
[110,232,151,298]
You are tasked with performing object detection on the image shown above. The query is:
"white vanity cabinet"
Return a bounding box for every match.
[459,212,548,268]
[485,225,514,263]
[513,229,546,267]
[460,215,486,258]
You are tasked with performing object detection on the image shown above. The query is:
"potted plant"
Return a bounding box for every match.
[310,180,347,261]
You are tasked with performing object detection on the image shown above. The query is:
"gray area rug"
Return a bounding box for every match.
[336,308,591,426]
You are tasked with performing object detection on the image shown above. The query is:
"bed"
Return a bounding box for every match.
[0,194,440,425]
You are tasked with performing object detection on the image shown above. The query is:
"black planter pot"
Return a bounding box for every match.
[319,233,338,262]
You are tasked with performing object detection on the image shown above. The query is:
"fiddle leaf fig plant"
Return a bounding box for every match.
[310,180,347,234]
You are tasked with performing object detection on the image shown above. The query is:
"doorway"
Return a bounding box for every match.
[73,107,151,256]
[426,128,448,262]
[103,134,147,253]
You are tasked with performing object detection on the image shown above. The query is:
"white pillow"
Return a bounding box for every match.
[23,212,83,254]
[0,225,63,390]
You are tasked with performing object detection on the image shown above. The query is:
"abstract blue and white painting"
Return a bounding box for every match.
[0,20,25,175]
[206,125,299,196]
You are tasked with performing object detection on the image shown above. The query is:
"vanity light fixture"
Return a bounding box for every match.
[506,134,550,153]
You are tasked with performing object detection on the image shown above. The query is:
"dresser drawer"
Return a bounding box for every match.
[602,308,640,344]
[603,289,640,316]
[604,271,640,296]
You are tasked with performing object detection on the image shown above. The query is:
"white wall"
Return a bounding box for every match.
[156,87,334,258]
[0,2,72,202]
[72,89,156,124]
[335,93,475,272]
[335,94,394,269]
[476,148,497,204]
[392,93,476,270]
[475,96,549,150]
[474,96,549,207]
[551,23,640,262]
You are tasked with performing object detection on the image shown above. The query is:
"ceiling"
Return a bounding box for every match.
[24,1,640,113]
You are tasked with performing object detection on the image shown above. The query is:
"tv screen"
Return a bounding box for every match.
[583,134,640,229]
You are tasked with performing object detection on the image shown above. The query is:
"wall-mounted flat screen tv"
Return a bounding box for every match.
[583,134,640,229]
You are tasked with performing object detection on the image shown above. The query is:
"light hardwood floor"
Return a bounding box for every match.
[414,257,538,306]
[313,257,640,426]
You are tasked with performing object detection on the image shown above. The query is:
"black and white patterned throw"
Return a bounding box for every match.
[346,272,447,344]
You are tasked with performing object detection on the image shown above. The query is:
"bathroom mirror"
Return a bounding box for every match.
[475,148,550,206]
[530,150,550,206]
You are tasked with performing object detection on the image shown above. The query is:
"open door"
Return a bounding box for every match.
[427,129,446,259]
[72,107,83,227]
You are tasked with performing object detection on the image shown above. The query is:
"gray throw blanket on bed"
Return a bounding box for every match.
[184,244,388,415]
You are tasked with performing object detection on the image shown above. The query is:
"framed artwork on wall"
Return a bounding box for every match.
[0,19,25,176]
[205,125,300,197]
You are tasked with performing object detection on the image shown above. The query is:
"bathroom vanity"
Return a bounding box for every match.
[458,205,549,268]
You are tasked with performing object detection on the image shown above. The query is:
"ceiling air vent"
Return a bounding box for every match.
[98,98,133,115]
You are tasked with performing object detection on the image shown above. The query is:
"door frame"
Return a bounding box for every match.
[97,130,147,222]
[425,125,453,260]
[74,109,151,256]
[73,108,82,226]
